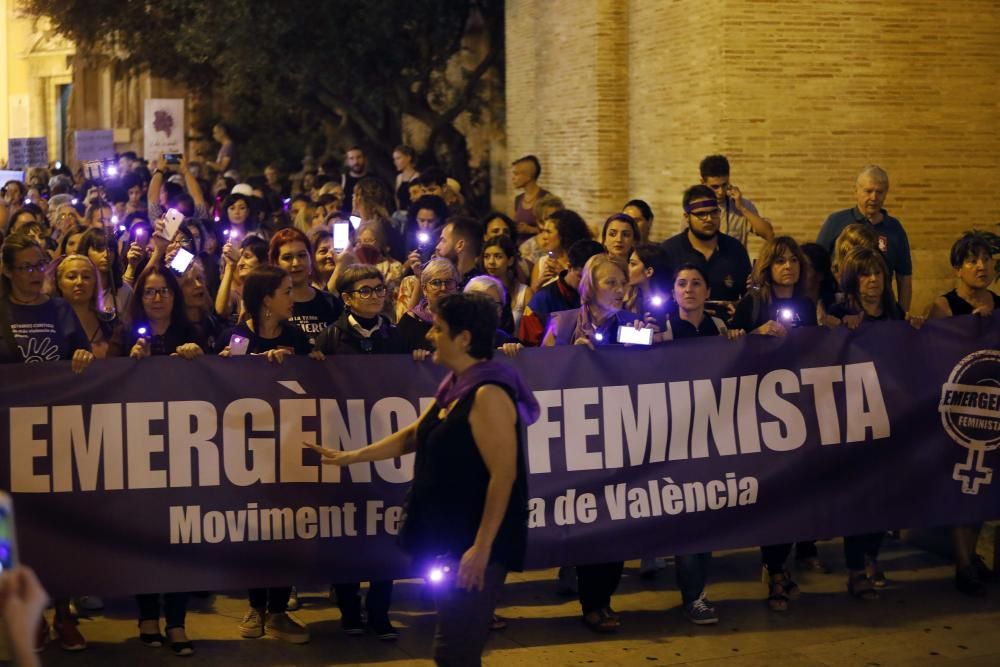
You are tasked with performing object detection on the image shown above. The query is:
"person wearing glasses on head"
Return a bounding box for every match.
[0,233,94,371]
[660,185,752,320]
[312,265,402,357]
[396,257,460,352]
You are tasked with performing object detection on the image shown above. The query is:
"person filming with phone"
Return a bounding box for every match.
[730,236,818,335]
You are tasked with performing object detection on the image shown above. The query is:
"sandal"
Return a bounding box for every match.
[582,609,620,633]
[767,573,790,612]
[848,572,879,601]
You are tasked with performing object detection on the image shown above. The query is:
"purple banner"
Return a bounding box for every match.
[2,315,998,596]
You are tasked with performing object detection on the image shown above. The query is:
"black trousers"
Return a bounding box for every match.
[761,541,818,573]
[433,563,507,667]
[844,532,883,570]
[248,587,291,614]
[136,592,189,629]
[576,561,624,615]
[335,580,394,623]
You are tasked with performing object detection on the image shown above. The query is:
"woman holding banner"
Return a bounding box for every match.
[927,232,998,596]
[309,292,538,665]
[542,253,646,631]
[829,247,922,599]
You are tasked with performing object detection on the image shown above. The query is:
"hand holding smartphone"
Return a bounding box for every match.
[228,333,251,356]
[616,326,653,346]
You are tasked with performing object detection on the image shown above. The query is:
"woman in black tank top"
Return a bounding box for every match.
[928,233,999,320]
[309,293,539,665]
[927,233,998,596]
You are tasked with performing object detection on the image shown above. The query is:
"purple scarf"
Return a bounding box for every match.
[434,359,541,425]
[408,298,435,324]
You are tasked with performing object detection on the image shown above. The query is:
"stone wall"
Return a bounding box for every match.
[505,0,1000,311]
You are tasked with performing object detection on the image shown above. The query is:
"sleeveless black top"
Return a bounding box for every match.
[943,289,1000,315]
[400,381,528,571]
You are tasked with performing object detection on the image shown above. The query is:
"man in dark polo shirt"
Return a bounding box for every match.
[816,165,913,311]
[661,185,752,317]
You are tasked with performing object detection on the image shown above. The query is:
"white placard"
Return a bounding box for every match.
[143,98,185,159]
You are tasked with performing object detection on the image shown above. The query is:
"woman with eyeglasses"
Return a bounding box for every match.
[268,228,342,347]
[0,233,94,371]
[75,228,132,324]
[313,265,401,357]
[309,264,402,639]
[397,257,460,352]
[53,254,125,359]
[481,236,532,335]
[127,264,204,360]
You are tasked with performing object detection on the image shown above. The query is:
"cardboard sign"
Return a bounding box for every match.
[7,137,49,169]
[75,130,115,162]
[143,99,185,160]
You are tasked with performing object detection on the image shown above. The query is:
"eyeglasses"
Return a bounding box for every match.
[12,261,48,273]
[346,284,387,299]
[689,208,720,222]
[142,287,173,300]
[425,278,457,291]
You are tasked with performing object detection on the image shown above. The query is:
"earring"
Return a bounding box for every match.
[263,308,271,320]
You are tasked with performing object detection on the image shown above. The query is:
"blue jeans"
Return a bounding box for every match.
[675,552,711,605]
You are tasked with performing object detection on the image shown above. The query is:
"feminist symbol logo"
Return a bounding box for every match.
[938,350,1000,495]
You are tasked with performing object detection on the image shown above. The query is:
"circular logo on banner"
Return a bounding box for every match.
[939,349,1000,495]
[939,349,1000,451]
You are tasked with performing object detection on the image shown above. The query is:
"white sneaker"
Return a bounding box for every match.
[238,608,264,639]
[286,587,301,611]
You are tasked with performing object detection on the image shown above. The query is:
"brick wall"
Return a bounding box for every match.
[505,0,1000,311]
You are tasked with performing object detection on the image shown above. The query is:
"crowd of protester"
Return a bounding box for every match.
[0,137,997,662]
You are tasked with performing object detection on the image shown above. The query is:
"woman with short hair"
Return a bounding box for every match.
[313,265,401,357]
[309,292,539,665]
[926,232,997,596]
[396,257,460,350]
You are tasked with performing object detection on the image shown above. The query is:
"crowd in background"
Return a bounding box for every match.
[0,130,997,658]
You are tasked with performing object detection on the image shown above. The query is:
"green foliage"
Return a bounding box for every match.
[27,0,503,186]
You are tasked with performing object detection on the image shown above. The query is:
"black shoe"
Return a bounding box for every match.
[368,617,399,640]
[341,614,365,636]
[170,641,194,657]
[139,632,166,648]
[955,566,987,597]
[973,555,995,583]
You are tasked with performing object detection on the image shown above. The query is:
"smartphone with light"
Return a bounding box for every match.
[163,208,185,240]
[616,326,653,346]
[164,153,182,165]
[349,215,362,230]
[0,491,19,573]
[169,247,195,274]
[228,333,251,356]
[333,222,350,251]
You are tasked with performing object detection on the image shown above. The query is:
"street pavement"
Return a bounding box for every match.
[24,538,1000,666]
